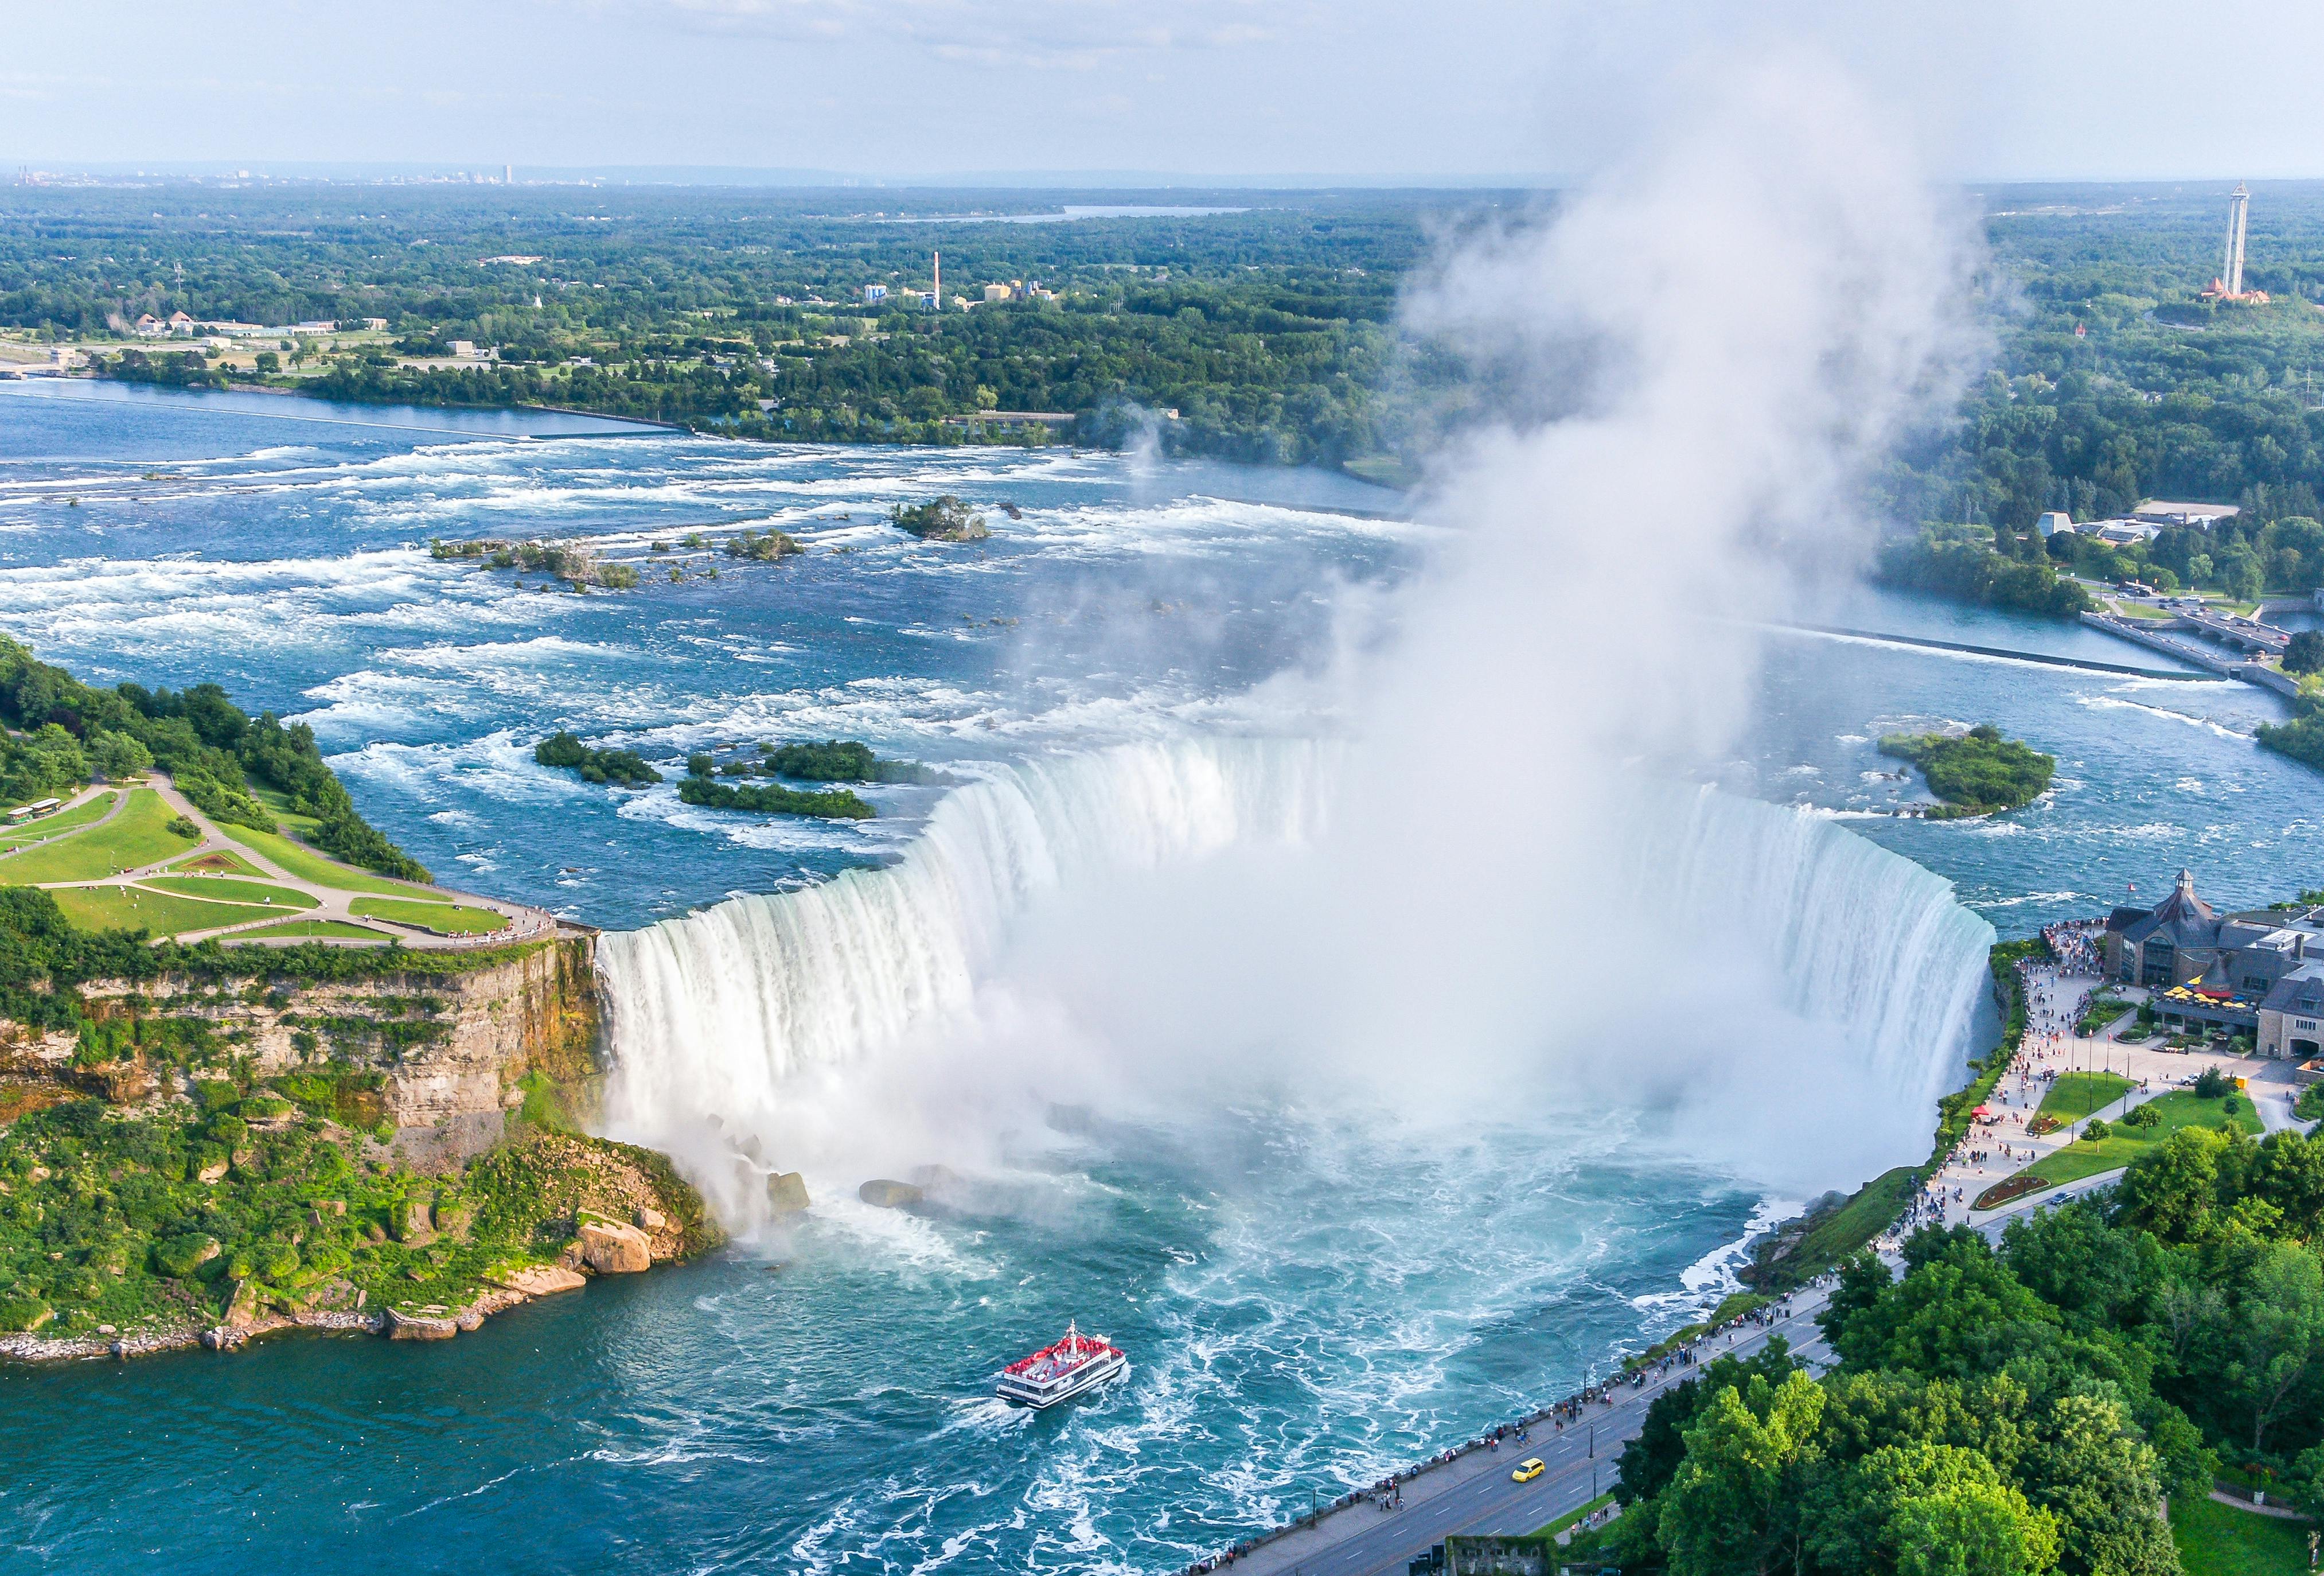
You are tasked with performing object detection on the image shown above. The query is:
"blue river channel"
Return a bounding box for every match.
[0,382,2318,1574]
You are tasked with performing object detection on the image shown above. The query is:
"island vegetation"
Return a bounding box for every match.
[533,731,662,788]
[890,495,991,542]
[762,740,939,784]
[1879,724,2057,818]
[676,753,874,819]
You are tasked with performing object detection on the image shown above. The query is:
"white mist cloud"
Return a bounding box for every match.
[603,52,2000,1216]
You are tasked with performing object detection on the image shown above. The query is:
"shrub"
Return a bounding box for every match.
[2122,1102,2162,1129]
[2195,1066,2233,1099]
[151,1233,220,1278]
[165,814,200,838]
[0,1294,52,1333]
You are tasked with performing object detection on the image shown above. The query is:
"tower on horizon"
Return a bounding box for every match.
[2204,184,2268,303]
[2224,184,2249,297]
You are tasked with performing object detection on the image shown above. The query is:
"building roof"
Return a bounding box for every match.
[2121,869,2221,953]
[2263,964,2324,1017]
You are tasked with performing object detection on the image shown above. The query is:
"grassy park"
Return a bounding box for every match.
[349,896,510,935]
[1986,1089,2263,1203]
[232,918,391,940]
[138,874,318,909]
[2167,1492,2314,1575]
[2040,1070,2135,1120]
[0,791,116,853]
[0,789,193,882]
[46,885,276,936]
[217,822,443,900]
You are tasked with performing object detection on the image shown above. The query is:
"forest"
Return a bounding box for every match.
[7,180,2324,503]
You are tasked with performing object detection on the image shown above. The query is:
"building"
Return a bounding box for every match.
[131,314,165,337]
[2036,510,2072,537]
[166,311,196,334]
[984,283,1012,303]
[2133,501,2240,530]
[2079,517,2163,546]
[294,320,336,335]
[2103,869,2324,1050]
[862,284,888,303]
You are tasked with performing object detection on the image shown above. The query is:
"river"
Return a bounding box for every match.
[0,382,2313,1574]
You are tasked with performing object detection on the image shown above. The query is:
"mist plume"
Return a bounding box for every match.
[601,57,1995,1215]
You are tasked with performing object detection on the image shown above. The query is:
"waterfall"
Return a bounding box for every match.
[598,738,1995,1209]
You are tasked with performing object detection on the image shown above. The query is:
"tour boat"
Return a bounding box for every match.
[995,1321,1126,1409]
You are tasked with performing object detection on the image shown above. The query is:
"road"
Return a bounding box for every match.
[1219,1293,1836,1576]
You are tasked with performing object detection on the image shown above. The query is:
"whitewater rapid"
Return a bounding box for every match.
[597,737,1995,1219]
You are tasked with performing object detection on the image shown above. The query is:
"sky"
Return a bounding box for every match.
[3,0,2321,183]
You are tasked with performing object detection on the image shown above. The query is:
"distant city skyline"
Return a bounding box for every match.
[3,1,2321,182]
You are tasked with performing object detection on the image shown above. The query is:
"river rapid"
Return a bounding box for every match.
[0,383,2317,1574]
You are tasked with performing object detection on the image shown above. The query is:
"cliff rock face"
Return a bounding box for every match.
[0,936,602,1160]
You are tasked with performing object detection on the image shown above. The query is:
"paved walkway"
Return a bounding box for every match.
[20,773,558,950]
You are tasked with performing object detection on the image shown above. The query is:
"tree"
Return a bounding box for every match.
[1808,1442,2062,1576]
[2288,629,2324,676]
[86,729,153,781]
[1657,1371,1826,1576]
[2228,1240,2324,1453]
[2114,1126,2225,1242]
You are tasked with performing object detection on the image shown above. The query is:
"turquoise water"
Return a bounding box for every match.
[1,383,2318,1574]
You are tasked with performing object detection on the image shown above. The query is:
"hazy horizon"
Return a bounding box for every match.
[6,1,2322,184]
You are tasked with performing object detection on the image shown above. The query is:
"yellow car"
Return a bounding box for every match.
[1511,1458,1546,1483]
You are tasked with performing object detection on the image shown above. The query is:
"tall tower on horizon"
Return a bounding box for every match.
[2224,184,2250,297]
[933,248,941,308]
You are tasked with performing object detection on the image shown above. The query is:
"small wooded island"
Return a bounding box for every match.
[535,733,940,820]
[890,495,991,542]
[1878,723,2056,818]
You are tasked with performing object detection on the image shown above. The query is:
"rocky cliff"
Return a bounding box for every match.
[0,935,604,1163]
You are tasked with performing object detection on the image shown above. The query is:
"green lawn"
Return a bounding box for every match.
[228,919,390,940]
[0,791,118,853]
[2040,1071,2135,1120]
[348,897,510,935]
[47,885,275,937]
[2018,1092,2263,1189]
[2113,601,2176,621]
[1535,1492,1615,1539]
[168,848,266,877]
[217,823,442,899]
[2169,1490,2313,1575]
[136,875,317,910]
[0,789,194,882]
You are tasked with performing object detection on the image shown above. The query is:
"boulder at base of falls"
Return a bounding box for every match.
[384,1307,458,1340]
[767,1172,810,1215]
[492,1263,588,1297]
[858,1178,924,1209]
[577,1219,653,1274]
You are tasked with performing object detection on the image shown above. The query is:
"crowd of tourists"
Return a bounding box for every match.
[1168,1294,1810,1575]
